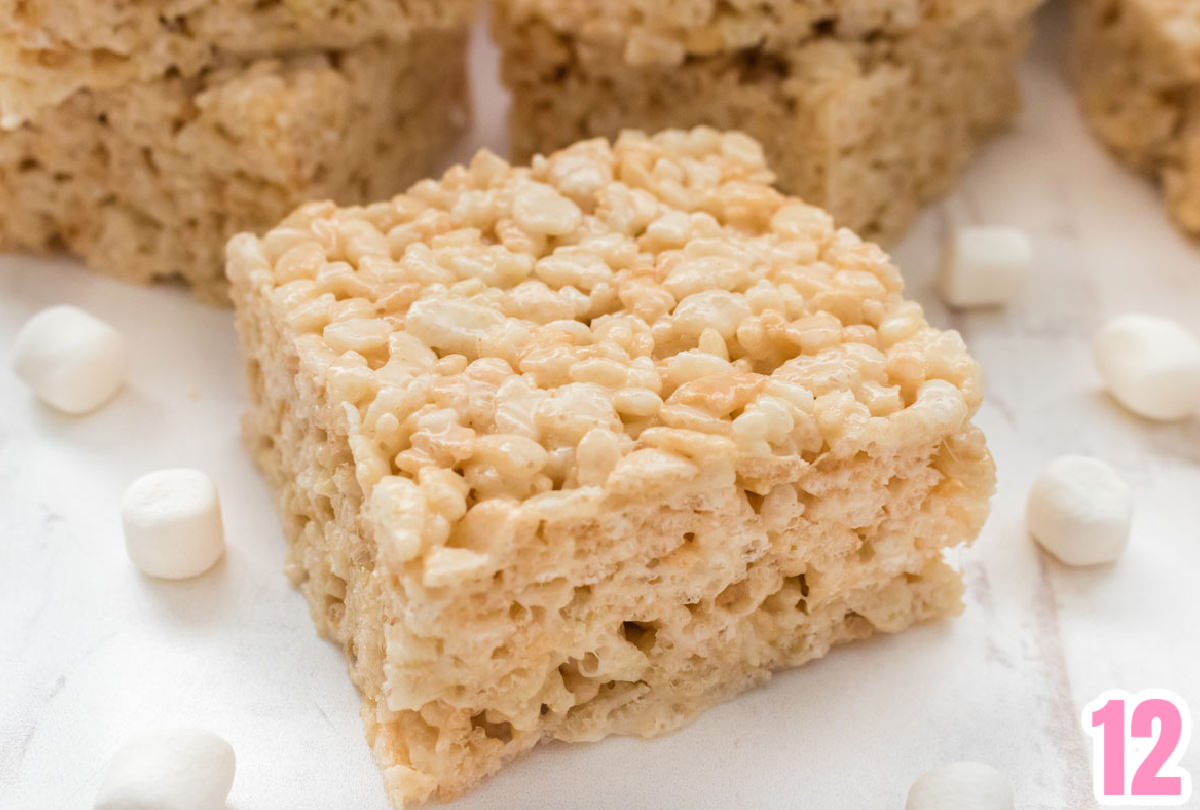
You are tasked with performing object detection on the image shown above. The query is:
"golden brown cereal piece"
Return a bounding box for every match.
[1071,0,1200,234]
[229,129,995,806]
[0,34,469,301]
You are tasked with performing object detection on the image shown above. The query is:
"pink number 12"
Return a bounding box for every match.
[1084,689,1193,806]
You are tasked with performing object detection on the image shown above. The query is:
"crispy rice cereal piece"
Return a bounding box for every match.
[494,6,1035,243]
[1071,0,1200,234]
[0,33,468,301]
[229,128,995,806]
[0,0,477,125]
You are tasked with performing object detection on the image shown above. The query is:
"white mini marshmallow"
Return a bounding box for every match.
[11,304,126,414]
[938,226,1031,308]
[95,728,235,810]
[906,762,1014,810]
[1093,313,1200,421]
[1027,455,1133,566]
[122,469,225,579]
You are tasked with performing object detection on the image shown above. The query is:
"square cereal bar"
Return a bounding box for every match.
[0,0,477,125]
[1071,0,1200,234]
[0,33,468,301]
[494,1,1041,243]
[229,128,995,806]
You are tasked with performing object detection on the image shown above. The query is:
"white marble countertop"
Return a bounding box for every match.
[2,5,1198,809]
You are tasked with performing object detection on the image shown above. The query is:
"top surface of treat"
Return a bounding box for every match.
[496,0,1041,62]
[229,128,983,502]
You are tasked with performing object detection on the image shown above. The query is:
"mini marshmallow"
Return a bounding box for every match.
[95,728,235,810]
[122,469,225,579]
[1093,313,1200,421]
[1026,455,1133,566]
[11,304,126,414]
[906,762,1014,810]
[938,226,1031,308]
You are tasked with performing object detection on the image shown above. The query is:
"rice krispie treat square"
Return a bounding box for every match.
[0,33,469,301]
[229,128,995,806]
[1071,0,1200,234]
[0,0,477,126]
[493,1,1041,243]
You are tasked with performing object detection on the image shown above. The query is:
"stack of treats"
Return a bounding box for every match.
[493,0,1046,243]
[0,0,478,300]
[1072,0,1200,236]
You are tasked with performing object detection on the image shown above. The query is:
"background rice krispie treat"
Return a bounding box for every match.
[0,34,469,301]
[493,0,1044,243]
[1071,0,1200,235]
[0,0,477,126]
[229,128,995,806]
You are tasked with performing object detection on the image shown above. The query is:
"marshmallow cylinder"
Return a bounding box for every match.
[906,762,1014,810]
[1093,314,1200,421]
[938,226,1031,308]
[11,305,126,414]
[95,728,235,810]
[121,469,226,579]
[1026,455,1133,566]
